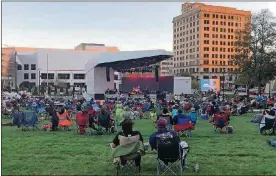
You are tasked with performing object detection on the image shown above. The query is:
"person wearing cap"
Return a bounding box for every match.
[149,118,178,150]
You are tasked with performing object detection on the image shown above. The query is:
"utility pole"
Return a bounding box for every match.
[14,49,17,90]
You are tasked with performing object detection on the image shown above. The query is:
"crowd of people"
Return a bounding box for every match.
[1,89,276,173]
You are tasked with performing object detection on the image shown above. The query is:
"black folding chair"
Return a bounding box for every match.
[261,118,276,135]
[156,134,183,176]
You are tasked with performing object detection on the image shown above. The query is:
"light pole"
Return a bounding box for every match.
[222,69,225,101]
[38,69,41,95]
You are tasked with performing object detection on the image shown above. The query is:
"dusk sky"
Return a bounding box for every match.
[2,2,276,51]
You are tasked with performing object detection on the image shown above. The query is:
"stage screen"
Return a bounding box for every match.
[121,76,174,93]
[200,79,221,92]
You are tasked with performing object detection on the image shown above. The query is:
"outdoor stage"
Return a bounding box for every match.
[84,50,173,100]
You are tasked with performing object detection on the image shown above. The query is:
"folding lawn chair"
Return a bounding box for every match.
[212,113,230,133]
[12,112,25,128]
[174,114,194,138]
[75,112,92,135]
[116,152,141,176]
[4,107,14,119]
[112,136,144,176]
[156,135,183,176]
[260,118,276,135]
[21,112,40,131]
[97,113,115,134]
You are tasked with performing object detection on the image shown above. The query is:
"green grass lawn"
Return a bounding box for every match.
[2,114,276,175]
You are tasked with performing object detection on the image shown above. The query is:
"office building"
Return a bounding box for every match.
[172,2,251,87]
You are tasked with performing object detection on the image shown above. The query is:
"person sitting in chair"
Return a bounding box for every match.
[149,118,178,151]
[150,119,189,166]
[111,119,143,167]
[260,110,275,134]
[98,107,114,133]
[56,107,72,127]
[173,109,190,125]
[156,108,173,130]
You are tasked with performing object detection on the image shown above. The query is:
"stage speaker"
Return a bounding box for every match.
[155,65,159,82]
[106,67,110,82]
[95,94,105,100]
[157,94,165,100]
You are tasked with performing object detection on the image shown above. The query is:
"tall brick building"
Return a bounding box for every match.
[172,2,251,87]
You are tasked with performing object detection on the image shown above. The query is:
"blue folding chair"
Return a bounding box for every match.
[38,107,46,113]
[65,104,73,110]
[21,112,40,131]
[12,112,25,127]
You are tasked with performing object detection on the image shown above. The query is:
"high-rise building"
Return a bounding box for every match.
[172,2,251,87]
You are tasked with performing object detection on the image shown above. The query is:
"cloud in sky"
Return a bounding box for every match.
[2,2,276,51]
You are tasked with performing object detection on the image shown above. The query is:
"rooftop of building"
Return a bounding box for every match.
[2,44,119,54]
[173,2,251,21]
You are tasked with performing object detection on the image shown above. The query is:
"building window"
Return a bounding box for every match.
[58,74,70,79]
[24,73,29,80]
[41,73,47,79]
[48,73,55,79]
[204,20,209,24]
[24,64,29,70]
[204,13,210,18]
[204,27,209,31]
[204,40,209,44]
[17,65,22,70]
[74,83,85,87]
[73,74,85,80]
[203,75,209,79]
[31,64,36,70]
[31,73,36,79]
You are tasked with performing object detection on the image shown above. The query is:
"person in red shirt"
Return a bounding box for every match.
[236,97,239,103]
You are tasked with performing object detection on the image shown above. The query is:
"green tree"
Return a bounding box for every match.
[14,85,18,93]
[234,9,276,94]
[191,79,199,90]
[32,86,38,95]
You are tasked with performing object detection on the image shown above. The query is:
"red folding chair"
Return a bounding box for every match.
[76,112,90,135]
[174,123,195,138]
[213,113,230,133]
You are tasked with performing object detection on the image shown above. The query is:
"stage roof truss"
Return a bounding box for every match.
[94,55,172,71]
